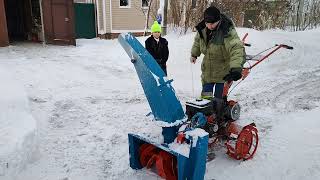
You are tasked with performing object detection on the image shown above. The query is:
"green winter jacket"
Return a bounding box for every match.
[191,16,245,84]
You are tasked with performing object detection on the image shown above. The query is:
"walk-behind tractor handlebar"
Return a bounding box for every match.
[226,42,294,95]
[223,42,293,96]
[246,44,293,70]
[118,32,293,180]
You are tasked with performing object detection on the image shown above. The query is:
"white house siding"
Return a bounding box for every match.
[111,0,148,32]
[105,0,111,33]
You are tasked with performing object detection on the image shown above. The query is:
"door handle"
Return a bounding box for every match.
[65,18,69,22]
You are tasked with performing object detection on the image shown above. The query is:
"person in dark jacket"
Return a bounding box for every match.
[145,21,169,75]
[190,6,245,100]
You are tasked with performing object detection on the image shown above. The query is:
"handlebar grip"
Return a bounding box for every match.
[283,45,293,50]
[276,44,294,50]
[244,43,251,47]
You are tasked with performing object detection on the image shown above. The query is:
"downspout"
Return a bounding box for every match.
[93,0,98,37]
[103,0,106,33]
[39,0,46,45]
[109,0,112,34]
[162,0,168,35]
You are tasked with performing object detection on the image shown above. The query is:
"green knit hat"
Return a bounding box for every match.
[151,21,161,33]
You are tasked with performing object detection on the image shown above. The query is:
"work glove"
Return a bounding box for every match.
[223,68,243,81]
[190,56,197,64]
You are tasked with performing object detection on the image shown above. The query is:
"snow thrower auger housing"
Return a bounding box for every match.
[118,32,293,180]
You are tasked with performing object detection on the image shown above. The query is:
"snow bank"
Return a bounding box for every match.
[0,67,38,179]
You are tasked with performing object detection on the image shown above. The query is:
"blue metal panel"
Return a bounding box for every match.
[128,134,143,169]
[162,126,179,144]
[188,135,209,180]
[177,155,188,180]
[118,33,185,124]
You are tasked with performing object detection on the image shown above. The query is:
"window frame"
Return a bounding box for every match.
[191,0,197,9]
[119,0,131,8]
[141,0,149,9]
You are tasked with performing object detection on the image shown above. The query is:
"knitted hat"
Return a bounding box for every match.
[151,21,161,33]
[204,6,221,23]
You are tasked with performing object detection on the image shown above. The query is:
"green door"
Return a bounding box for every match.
[74,3,96,39]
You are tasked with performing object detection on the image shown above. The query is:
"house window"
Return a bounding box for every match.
[120,0,129,7]
[142,0,149,8]
[191,0,197,9]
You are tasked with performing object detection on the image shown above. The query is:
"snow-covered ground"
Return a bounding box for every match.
[0,67,37,178]
[0,28,320,180]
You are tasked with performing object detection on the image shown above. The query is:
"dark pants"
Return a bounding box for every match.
[202,83,224,98]
[160,64,167,75]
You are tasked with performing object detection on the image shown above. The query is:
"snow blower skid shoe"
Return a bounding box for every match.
[119,33,209,180]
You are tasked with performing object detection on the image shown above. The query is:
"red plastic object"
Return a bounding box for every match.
[176,132,185,144]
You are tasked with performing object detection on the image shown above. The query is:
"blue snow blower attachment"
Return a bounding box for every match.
[118,33,209,180]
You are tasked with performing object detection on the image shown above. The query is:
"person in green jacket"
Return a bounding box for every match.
[190,6,245,100]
